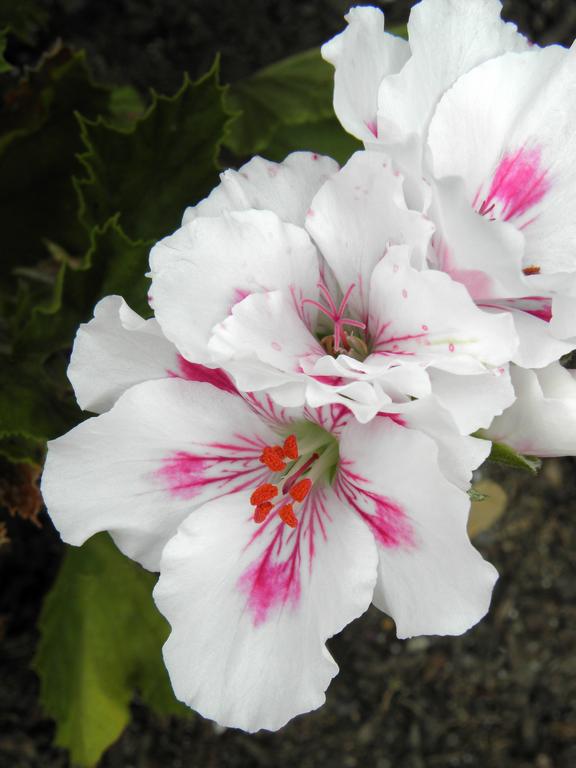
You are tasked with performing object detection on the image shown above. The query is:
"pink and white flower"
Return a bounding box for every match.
[324,2,576,373]
[150,150,517,427]
[42,313,497,731]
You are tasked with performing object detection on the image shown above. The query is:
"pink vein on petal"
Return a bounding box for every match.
[168,355,238,395]
[156,438,266,500]
[335,464,414,549]
[479,146,550,223]
[238,491,331,626]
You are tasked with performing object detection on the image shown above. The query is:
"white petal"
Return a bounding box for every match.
[336,417,498,637]
[182,152,339,227]
[41,379,276,570]
[150,210,319,364]
[306,151,434,318]
[68,296,180,413]
[322,6,409,143]
[484,363,576,456]
[378,0,527,146]
[428,366,515,434]
[394,397,492,490]
[430,177,527,299]
[368,246,518,373]
[154,488,378,731]
[428,45,576,275]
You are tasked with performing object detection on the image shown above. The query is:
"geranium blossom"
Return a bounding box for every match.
[150,150,517,428]
[324,0,576,380]
[42,303,496,730]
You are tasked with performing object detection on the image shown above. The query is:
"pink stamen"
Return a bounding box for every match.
[302,282,366,352]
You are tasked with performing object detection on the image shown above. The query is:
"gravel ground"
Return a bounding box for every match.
[2,1,576,767]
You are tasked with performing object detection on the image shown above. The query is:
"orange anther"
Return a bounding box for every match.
[278,502,298,528]
[289,478,312,502]
[254,502,273,523]
[250,483,278,506]
[523,265,541,276]
[283,434,299,460]
[260,445,286,471]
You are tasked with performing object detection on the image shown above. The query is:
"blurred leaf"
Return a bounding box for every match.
[468,480,508,539]
[108,85,146,130]
[1,220,151,458]
[225,48,337,158]
[264,115,361,166]
[0,354,79,442]
[488,441,542,475]
[0,0,48,43]
[16,217,153,357]
[0,432,44,464]
[0,48,111,285]
[76,61,232,241]
[0,28,11,73]
[34,533,186,768]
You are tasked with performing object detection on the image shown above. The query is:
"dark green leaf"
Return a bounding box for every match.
[34,533,186,768]
[225,48,336,158]
[77,61,232,241]
[0,48,111,286]
[0,27,11,73]
[0,0,48,43]
[264,116,361,166]
[16,217,153,357]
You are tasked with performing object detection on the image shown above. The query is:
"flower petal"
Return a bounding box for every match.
[322,6,409,143]
[367,246,518,373]
[306,151,434,318]
[378,0,527,146]
[427,367,514,434]
[336,417,498,638]
[183,152,339,227]
[154,488,378,731]
[150,210,319,364]
[428,45,576,275]
[430,177,526,300]
[68,296,180,413]
[392,397,492,490]
[484,363,576,457]
[41,379,277,570]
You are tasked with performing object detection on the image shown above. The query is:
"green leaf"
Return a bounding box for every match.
[16,217,153,357]
[0,220,152,456]
[488,441,542,474]
[225,48,337,158]
[264,116,361,166]
[0,49,111,286]
[0,353,80,442]
[34,534,186,768]
[76,61,232,242]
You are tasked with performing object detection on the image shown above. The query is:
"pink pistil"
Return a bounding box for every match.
[302,282,366,352]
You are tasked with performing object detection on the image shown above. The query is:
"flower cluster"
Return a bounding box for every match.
[41,0,576,732]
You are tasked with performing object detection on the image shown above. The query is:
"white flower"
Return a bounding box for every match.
[42,304,496,731]
[150,150,517,428]
[324,2,576,374]
[484,362,576,456]
[426,39,576,367]
[322,1,527,152]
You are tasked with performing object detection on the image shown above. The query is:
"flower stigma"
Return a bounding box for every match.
[250,422,339,528]
[302,282,369,360]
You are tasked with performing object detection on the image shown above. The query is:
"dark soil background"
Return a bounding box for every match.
[2,2,576,767]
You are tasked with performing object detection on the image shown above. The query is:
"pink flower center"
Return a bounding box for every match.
[301,282,367,355]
